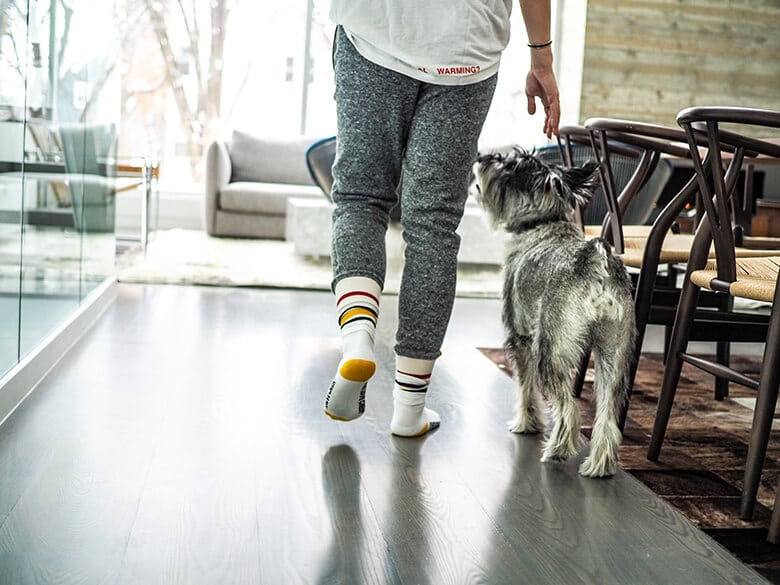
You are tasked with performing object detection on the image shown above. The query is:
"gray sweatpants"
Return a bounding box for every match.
[331,27,497,360]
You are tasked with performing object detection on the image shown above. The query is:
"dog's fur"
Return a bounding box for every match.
[473,149,636,477]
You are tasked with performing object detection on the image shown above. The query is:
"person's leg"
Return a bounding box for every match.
[324,276,381,421]
[391,76,498,436]
[391,356,438,436]
[325,27,419,421]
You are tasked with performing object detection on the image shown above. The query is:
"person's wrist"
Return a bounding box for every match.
[527,40,552,49]
[530,51,554,69]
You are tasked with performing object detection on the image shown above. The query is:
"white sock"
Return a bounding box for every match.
[390,356,440,437]
[324,277,381,421]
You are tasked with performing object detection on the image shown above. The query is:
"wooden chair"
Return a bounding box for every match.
[584,118,779,427]
[646,106,780,524]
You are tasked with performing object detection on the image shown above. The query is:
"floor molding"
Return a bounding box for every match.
[0,278,117,427]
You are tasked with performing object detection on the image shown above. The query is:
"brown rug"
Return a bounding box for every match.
[479,348,780,583]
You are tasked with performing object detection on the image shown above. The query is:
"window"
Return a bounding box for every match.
[115,1,573,186]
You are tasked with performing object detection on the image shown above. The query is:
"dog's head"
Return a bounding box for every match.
[473,148,600,232]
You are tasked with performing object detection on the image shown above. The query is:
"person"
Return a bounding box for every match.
[323,0,561,437]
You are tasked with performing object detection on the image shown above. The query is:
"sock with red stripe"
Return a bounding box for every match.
[391,356,440,437]
[324,277,381,421]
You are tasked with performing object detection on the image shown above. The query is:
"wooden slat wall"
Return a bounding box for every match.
[580,0,780,128]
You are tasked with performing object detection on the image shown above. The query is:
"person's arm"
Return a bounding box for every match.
[519,0,560,138]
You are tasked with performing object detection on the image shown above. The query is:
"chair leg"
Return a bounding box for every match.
[740,309,780,520]
[714,341,731,400]
[619,327,645,433]
[714,294,734,400]
[768,479,780,544]
[663,324,672,363]
[661,263,679,365]
[624,256,663,428]
[618,353,638,433]
[572,351,589,399]
[647,280,701,462]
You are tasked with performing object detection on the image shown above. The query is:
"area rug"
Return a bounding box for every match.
[479,348,780,583]
[116,228,503,298]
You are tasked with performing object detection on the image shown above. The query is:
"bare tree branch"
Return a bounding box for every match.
[205,1,227,123]
[224,62,251,127]
[124,74,167,97]
[78,8,146,122]
[175,0,201,90]
[56,0,74,73]
[141,0,197,158]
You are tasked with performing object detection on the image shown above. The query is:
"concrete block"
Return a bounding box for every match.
[285,197,507,266]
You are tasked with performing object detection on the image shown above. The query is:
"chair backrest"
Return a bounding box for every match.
[538,126,666,229]
[584,118,703,254]
[676,106,780,284]
[59,122,117,177]
[305,136,402,222]
[305,136,336,199]
[59,122,117,233]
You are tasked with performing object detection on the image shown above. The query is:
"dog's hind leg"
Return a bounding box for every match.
[579,331,633,478]
[538,340,582,462]
[506,335,545,434]
[541,391,582,462]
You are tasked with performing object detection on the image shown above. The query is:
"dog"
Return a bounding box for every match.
[473,148,636,478]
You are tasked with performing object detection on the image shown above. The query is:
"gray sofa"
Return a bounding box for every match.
[204,130,324,239]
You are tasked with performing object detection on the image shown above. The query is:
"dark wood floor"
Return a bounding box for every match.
[0,284,770,584]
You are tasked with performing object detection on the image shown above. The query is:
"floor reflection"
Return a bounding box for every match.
[385,436,433,585]
[318,444,368,585]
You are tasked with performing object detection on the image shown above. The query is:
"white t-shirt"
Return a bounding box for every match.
[330,0,513,86]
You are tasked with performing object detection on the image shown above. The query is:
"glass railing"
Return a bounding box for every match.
[1,0,118,379]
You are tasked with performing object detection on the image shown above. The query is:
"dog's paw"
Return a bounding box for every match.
[580,421,621,477]
[541,436,581,462]
[578,455,617,478]
[507,416,543,434]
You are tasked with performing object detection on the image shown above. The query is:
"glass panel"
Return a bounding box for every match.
[0,0,118,376]
[78,1,119,298]
[18,0,81,359]
[0,0,26,376]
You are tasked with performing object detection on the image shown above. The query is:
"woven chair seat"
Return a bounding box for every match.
[690,256,780,303]
[583,224,653,239]
[615,233,775,268]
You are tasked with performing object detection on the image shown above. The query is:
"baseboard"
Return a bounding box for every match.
[0,278,117,427]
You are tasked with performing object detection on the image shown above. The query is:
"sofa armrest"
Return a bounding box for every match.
[204,140,232,235]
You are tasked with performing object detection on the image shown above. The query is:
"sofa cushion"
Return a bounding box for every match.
[228,130,317,186]
[220,182,322,215]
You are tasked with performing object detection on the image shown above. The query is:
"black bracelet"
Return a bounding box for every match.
[527,40,552,49]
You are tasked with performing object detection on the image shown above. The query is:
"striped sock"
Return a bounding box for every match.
[390,356,440,437]
[324,277,381,421]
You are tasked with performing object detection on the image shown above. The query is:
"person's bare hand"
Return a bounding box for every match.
[525,60,560,139]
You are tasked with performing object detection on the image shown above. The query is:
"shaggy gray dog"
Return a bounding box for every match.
[473,149,636,477]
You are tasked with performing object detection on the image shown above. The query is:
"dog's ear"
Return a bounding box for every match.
[556,160,601,208]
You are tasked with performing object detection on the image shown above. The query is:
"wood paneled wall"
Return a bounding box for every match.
[580,0,780,128]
